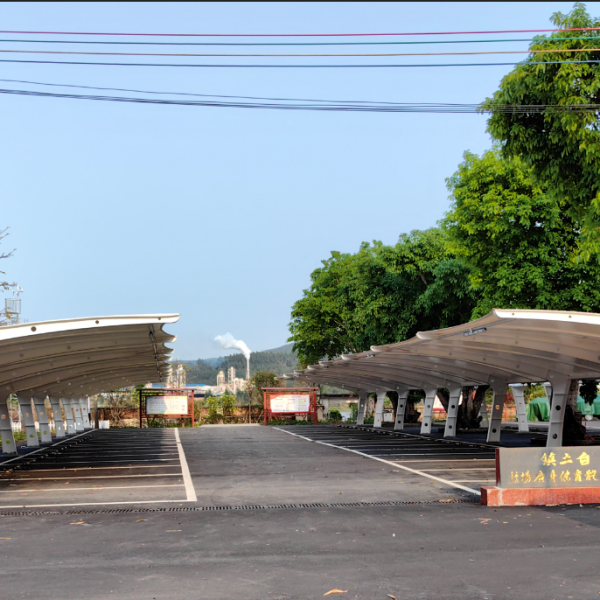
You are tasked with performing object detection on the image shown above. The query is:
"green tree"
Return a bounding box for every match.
[444,148,600,318]
[221,393,236,422]
[0,227,17,326]
[246,370,279,406]
[482,3,600,257]
[288,229,476,367]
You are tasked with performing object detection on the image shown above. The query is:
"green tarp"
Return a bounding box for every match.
[526,396,600,422]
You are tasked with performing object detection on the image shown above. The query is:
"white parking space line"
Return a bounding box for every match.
[418,468,496,472]
[17,465,182,472]
[276,428,481,496]
[0,484,184,493]
[2,474,182,481]
[381,453,495,457]
[0,431,90,467]
[0,499,192,509]
[29,459,181,465]
[450,480,494,483]
[392,458,496,463]
[175,428,197,502]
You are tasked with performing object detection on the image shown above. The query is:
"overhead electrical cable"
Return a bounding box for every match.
[1,87,599,113]
[0,77,444,104]
[0,58,598,68]
[0,47,598,57]
[2,77,598,107]
[0,36,597,46]
[0,27,599,36]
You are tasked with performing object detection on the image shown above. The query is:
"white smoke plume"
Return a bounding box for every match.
[214,333,251,360]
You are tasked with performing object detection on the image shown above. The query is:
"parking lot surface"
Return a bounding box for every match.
[0,429,189,507]
[278,424,499,495]
[1,424,599,600]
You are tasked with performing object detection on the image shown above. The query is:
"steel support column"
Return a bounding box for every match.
[511,385,530,433]
[443,386,463,438]
[356,391,368,425]
[546,378,573,448]
[420,388,438,435]
[394,390,409,431]
[0,394,17,455]
[17,395,39,447]
[478,392,489,427]
[79,398,91,429]
[487,380,508,443]
[32,395,53,444]
[48,397,66,439]
[61,397,76,434]
[70,399,85,432]
[321,398,329,421]
[373,390,387,428]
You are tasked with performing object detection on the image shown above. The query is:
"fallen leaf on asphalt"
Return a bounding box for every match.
[135,519,147,523]
[324,590,348,596]
[0,537,11,540]
[388,595,398,600]
[70,522,84,525]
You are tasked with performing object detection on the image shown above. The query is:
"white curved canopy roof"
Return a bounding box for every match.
[281,309,600,392]
[0,314,179,400]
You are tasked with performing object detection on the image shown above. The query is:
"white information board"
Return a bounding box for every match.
[146,395,189,416]
[270,394,311,413]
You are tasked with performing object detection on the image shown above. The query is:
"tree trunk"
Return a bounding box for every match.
[457,385,488,429]
[436,388,449,412]
[365,395,375,420]
[405,392,422,423]
[563,379,585,442]
[388,391,398,422]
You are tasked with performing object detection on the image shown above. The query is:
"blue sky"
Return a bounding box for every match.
[0,2,589,359]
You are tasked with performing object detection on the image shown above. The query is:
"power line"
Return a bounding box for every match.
[0,47,599,58]
[0,27,599,37]
[0,78,452,104]
[0,36,596,46]
[1,87,598,113]
[0,58,599,68]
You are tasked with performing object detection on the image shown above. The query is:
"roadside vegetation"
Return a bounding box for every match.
[287,4,600,438]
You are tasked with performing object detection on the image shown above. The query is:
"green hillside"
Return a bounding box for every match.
[185,345,299,385]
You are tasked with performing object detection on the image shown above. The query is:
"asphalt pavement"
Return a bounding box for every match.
[0,424,598,600]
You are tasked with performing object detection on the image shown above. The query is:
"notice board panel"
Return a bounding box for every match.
[146,395,189,416]
[270,394,311,413]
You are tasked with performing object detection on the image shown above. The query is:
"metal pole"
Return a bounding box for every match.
[443,386,463,438]
[0,393,17,455]
[32,395,52,444]
[511,385,530,433]
[17,395,39,447]
[61,397,76,434]
[394,390,409,431]
[420,388,438,435]
[356,391,367,425]
[373,390,387,428]
[487,380,508,443]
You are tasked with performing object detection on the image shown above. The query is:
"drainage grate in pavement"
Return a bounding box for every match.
[0,498,478,517]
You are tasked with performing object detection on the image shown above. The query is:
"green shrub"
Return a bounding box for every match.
[328,409,343,422]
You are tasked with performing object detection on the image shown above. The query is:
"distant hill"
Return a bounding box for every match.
[184,343,299,385]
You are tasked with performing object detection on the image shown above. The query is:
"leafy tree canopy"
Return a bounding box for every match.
[288,229,476,366]
[444,148,600,317]
[482,3,600,257]
[247,370,279,405]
